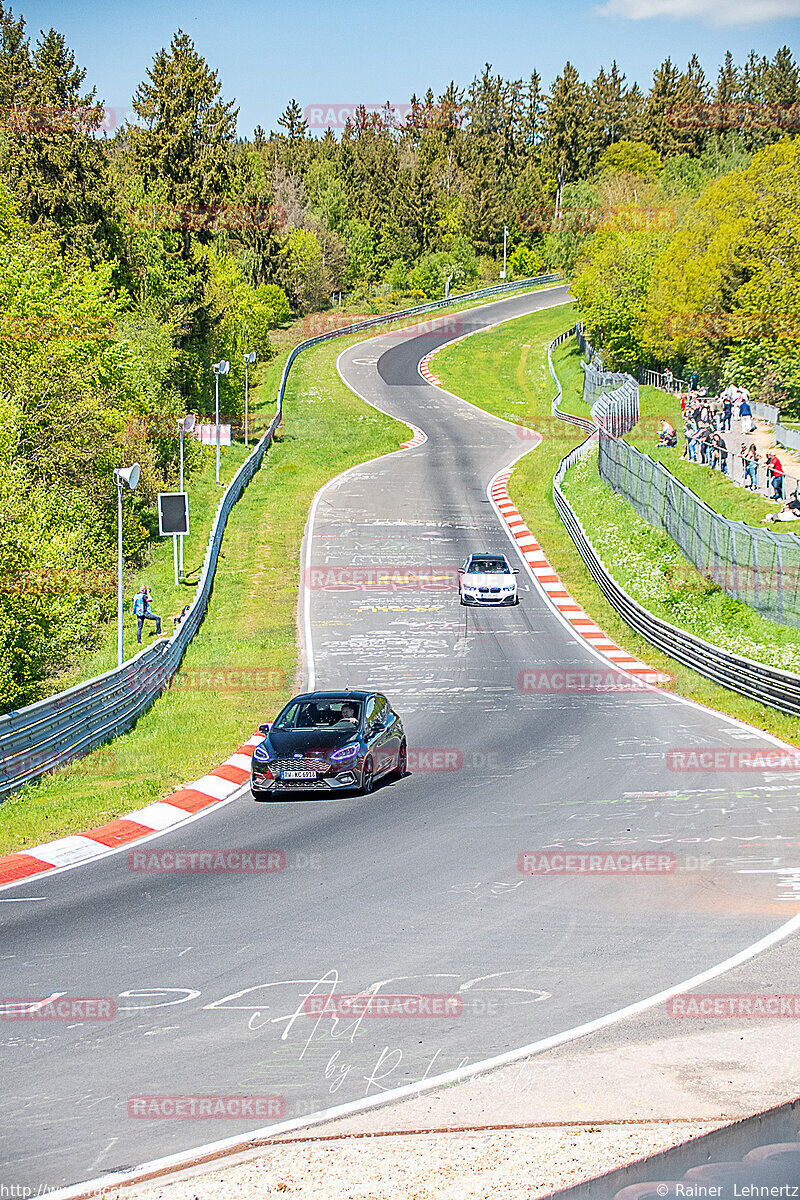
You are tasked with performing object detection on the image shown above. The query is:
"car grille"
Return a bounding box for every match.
[263,756,332,774]
[479,588,502,594]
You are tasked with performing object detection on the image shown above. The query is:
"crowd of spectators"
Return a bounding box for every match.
[655,381,792,503]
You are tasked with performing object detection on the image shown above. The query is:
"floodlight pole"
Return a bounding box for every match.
[244,355,256,453]
[113,463,140,667]
[116,474,124,667]
[213,367,221,485]
[502,225,508,281]
[212,361,229,485]
[176,413,195,580]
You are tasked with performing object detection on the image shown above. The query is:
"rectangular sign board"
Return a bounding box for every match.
[158,492,190,536]
[196,424,232,447]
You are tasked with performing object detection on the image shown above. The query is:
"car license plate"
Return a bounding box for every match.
[281,769,316,780]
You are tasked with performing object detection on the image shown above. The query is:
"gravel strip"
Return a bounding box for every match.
[110,1122,722,1200]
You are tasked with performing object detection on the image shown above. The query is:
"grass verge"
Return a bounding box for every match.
[432,307,800,745]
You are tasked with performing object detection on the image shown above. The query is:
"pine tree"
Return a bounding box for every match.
[277,98,308,141]
[643,58,686,157]
[542,63,591,214]
[0,2,30,108]
[129,29,238,219]
[0,24,110,257]
[590,62,630,164]
[716,51,739,107]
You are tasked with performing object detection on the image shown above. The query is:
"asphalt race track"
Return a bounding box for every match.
[3,286,800,1192]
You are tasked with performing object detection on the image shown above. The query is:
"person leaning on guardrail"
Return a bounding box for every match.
[767,452,785,501]
[745,444,760,490]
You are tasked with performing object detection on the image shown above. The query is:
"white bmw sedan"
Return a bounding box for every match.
[459,553,520,606]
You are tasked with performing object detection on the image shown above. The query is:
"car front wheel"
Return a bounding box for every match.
[393,740,407,779]
[361,756,375,795]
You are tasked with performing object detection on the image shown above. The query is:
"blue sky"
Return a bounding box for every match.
[20,0,800,137]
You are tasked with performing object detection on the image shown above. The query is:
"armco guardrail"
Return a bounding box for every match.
[0,273,561,796]
[549,332,800,717]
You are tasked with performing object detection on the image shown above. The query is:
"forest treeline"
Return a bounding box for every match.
[0,0,797,707]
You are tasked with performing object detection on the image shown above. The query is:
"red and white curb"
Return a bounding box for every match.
[400,423,427,448]
[0,734,264,888]
[418,352,442,387]
[490,466,668,684]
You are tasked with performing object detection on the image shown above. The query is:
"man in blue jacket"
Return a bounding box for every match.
[132,587,162,643]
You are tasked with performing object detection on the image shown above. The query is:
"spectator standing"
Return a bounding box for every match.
[767,453,785,500]
[745,444,759,491]
[739,395,754,434]
[721,394,733,432]
[739,443,748,486]
[713,433,728,474]
[132,586,162,644]
[689,369,699,390]
[684,421,697,461]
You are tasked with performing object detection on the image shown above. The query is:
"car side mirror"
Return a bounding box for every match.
[258,722,271,735]
[513,569,520,574]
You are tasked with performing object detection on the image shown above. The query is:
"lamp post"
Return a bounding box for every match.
[113,462,141,667]
[501,225,508,281]
[243,351,256,448]
[175,413,196,579]
[444,273,454,301]
[211,360,230,484]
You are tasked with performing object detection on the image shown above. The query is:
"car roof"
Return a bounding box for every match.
[288,690,372,702]
[467,553,510,563]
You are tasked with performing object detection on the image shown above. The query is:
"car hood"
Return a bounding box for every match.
[462,573,514,587]
[263,728,361,756]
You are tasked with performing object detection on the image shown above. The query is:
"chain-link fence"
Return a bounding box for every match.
[598,429,800,628]
[578,330,640,438]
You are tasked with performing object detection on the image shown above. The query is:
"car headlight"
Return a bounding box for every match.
[330,744,359,763]
[252,744,272,762]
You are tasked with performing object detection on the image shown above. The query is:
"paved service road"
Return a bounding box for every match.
[2,286,799,1191]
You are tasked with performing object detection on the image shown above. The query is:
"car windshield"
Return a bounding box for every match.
[466,558,509,574]
[273,699,363,730]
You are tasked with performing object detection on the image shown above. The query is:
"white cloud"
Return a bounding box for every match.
[594,0,800,24]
